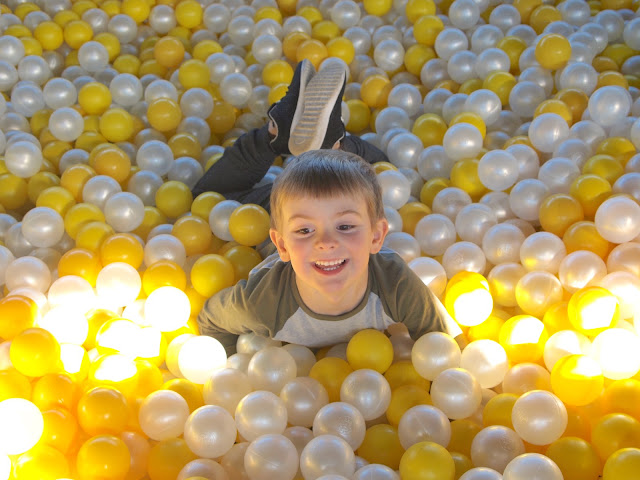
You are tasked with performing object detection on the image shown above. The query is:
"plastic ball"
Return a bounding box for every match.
[244,433,299,480]
[177,335,227,385]
[442,241,486,278]
[313,402,366,450]
[4,140,43,179]
[460,340,508,389]
[138,389,190,441]
[0,398,44,455]
[430,368,482,420]
[550,354,603,407]
[182,405,237,459]
[602,447,640,480]
[398,404,450,450]
[19,206,64,248]
[340,369,391,421]
[346,329,393,373]
[413,214,456,257]
[208,199,242,242]
[279,376,328,428]
[76,435,131,480]
[300,435,356,480]
[470,426,525,473]
[103,192,145,233]
[82,175,122,211]
[591,328,640,380]
[235,390,288,441]
[227,203,270,247]
[502,453,563,480]
[144,286,190,332]
[443,123,483,161]
[509,179,549,222]
[459,468,503,480]
[594,195,640,243]
[377,170,411,209]
[399,441,455,480]
[588,86,632,128]
[245,346,296,394]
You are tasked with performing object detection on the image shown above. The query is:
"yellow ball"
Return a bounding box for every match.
[64,203,106,239]
[535,33,572,70]
[327,37,356,65]
[175,0,203,28]
[296,38,328,70]
[538,193,584,237]
[153,36,185,69]
[223,245,263,282]
[399,441,455,480]
[546,437,601,480]
[592,414,640,462]
[147,98,183,132]
[413,15,444,46]
[34,21,64,50]
[361,74,392,109]
[190,254,235,298]
[309,357,354,403]
[386,384,432,427]
[450,158,487,200]
[569,174,612,219]
[583,154,624,184]
[404,44,436,76]
[10,328,61,378]
[228,203,270,247]
[191,191,225,219]
[551,354,604,407]
[499,315,549,364]
[172,215,212,256]
[363,0,393,15]
[78,82,112,116]
[99,108,134,143]
[405,0,436,23]
[178,59,210,89]
[568,286,620,337]
[563,221,611,260]
[121,0,150,23]
[358,424,405,470]
[262,59,294,88]
[346,329,394,373]
[346,99,371,133]
[483,393,517,428]
[603,448,640,480]
[76,435,131,480]
[155,181,193,219]
[63,20,93,49]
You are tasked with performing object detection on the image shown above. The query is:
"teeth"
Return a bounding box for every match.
[315,259,345,266]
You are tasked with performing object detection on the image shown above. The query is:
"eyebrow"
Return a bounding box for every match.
[287,209,363,222]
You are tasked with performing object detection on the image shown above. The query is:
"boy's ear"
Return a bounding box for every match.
[370,217,389,254]
[269,228,291,262]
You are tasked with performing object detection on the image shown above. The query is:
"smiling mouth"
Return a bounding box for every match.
[314,259,347,271]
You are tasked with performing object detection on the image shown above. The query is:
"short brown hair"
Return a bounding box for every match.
[270,149,384,230]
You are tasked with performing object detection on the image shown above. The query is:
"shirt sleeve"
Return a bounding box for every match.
[371,251,463,340]
[196,260,296,355]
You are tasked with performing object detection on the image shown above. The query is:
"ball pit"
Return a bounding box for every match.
[0,0,638,479]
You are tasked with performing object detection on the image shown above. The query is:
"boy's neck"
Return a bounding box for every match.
[295,276,368,316]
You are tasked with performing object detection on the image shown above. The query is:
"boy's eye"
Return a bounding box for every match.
[295,228,311,235]
[338,224,355,231]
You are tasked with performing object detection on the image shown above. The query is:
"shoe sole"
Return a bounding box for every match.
[289,60,316,141]
[289,64,347,156]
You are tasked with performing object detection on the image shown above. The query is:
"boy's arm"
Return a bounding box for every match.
[341,135,390,164]
[192,125,278,198]
[197,279,274,356]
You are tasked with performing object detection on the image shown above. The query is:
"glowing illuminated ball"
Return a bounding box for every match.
[177,335,227,384]
[550,354,604,407]
[399,441,455,480]
[0,294,38,340]
[568,286,620,337]
[95,262,141,308]
[444,272,493,327]
[460,340,508,389]
[144,286,190,332]
[228,203,270,246]
[591,328,640,380]
[0,398,44,455]
[499,315,549,365]
[346,329,393,373]
[10,328,60,378]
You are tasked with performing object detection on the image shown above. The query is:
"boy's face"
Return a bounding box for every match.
[270,192,389,313]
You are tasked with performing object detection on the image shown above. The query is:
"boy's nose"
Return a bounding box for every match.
[315,230,338,248]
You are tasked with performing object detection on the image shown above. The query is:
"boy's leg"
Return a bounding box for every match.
[288,63,348,156]
[267,59,315,156]
[192,61,315,198]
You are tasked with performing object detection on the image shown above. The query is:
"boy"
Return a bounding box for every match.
[197,149,463,354]
[191,60,389,212]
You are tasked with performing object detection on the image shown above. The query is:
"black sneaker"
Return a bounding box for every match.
[289,63,347,156]
[267,59,315,156]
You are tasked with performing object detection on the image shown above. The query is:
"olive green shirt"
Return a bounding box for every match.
[197,248,462,354]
